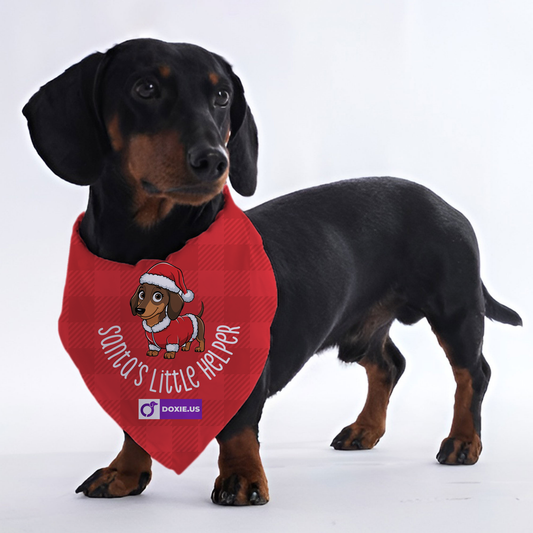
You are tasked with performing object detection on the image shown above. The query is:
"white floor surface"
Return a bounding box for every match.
[2,439,531,533]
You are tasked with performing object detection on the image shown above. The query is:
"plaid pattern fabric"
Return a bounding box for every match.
[58,187,277,474]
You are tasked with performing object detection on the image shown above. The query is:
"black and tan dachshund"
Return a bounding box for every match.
[23,38,521,506]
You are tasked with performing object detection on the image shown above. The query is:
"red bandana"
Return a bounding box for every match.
[58,188,277,474]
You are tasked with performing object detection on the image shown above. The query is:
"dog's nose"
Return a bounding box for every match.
[188,145,228,182]
[136,307,145,315]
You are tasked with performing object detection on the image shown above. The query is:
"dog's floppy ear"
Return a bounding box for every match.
[223,62,258,197]
[167,292,185,320]
[22,52,108,186]
[130,286,142,316]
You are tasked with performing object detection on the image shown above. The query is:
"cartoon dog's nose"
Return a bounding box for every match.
[136,307,145,315]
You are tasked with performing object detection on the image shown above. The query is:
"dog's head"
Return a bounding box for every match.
[23,38,258,215]
[130,283,185,321]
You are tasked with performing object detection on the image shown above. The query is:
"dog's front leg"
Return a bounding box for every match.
[212,427,269,506]
[211,372,269,505]
[76,432,152,497]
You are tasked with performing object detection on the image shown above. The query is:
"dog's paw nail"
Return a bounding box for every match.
[350,439,363,449]
[219,490,235,505]
[331,436,346,449]
[249,491,261,504]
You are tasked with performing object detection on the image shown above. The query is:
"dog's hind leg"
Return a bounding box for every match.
[331,332,406,450]
[429,300,490,465]
[75,432,152,497]
[195,317,206,352]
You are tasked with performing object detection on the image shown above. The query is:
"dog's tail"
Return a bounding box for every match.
[483,284,522,326]
[198,301,204,318]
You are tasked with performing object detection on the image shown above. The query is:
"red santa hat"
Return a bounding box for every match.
[139,262,194,302]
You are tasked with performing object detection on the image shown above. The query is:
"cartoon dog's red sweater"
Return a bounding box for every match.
[143,312,198,352]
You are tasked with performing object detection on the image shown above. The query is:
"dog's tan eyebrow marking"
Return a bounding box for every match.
[158,65,171,78]
[209,72,219,85]
[107,114,124,151]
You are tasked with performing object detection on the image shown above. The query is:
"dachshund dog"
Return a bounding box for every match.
[130,279,206,358]
[23,38,521,506]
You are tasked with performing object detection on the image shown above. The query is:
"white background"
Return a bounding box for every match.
[1,1,532,531]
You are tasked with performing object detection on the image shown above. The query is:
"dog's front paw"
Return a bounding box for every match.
[75,467,151,498]
[331,423,384,450]
[437,436,482,465]
[211,473,269,506]
[164,351,176,359]
[146,350,159,357]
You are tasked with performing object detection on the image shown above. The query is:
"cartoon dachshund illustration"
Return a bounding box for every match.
[130,262,205,358]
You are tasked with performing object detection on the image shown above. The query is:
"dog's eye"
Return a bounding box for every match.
[214,90,230,107]
[139,290,145,300]
[153,292,163,303]
[134,78,160,99]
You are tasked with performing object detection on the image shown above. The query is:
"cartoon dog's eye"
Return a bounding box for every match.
[139,290,145,300]
[153,292,163,303]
